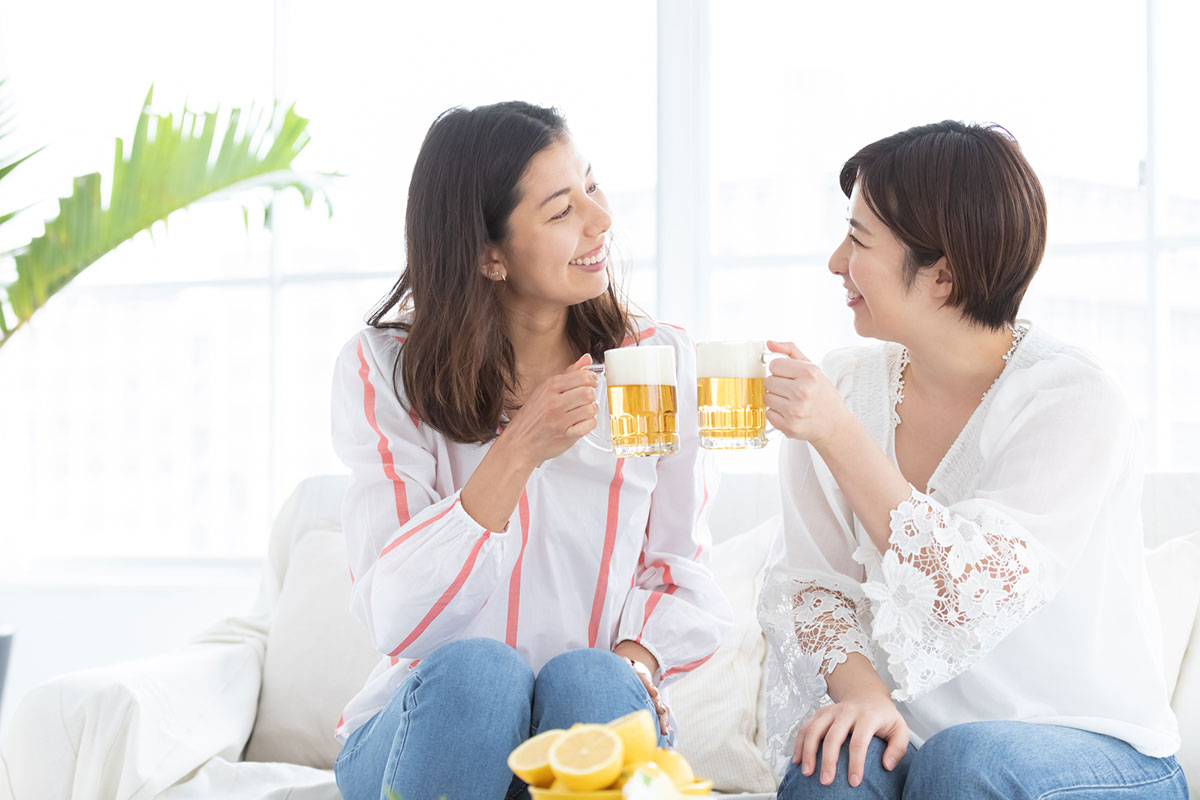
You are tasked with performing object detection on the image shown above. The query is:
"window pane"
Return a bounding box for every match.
[1,286,272,561]
[709,0,1148,262]
[273,0,657,277]
[1155,0,1200,238]
[0,0,277,283]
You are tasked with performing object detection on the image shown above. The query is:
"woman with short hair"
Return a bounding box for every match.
[760,120,1186,798]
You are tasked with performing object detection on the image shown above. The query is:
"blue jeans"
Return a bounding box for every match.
[777,721,1188,799]
[334,638,675,800]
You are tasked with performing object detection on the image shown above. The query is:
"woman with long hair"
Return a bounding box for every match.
[759,121,1186,798]
[329,101,731,800]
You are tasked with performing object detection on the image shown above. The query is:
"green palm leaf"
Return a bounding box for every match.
[0,85,332,347]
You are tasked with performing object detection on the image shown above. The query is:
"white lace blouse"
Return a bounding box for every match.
[756,322,1181,777]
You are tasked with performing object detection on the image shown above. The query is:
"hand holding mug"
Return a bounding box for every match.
[503,354,600,465]
[763,341,853,448]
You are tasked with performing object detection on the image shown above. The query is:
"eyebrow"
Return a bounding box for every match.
[846,216,872,235]
[539,164,593,208]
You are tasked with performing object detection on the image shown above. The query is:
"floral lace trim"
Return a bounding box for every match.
[757,569,876,778]
[853,488,1047,702]
[893,323,1029,426]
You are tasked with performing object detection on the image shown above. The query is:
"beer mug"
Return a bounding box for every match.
[696,340,772,450]
[585,345,680,458]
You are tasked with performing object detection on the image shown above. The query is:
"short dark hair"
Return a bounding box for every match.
[839,121,1047,329]
[368,102,634,444]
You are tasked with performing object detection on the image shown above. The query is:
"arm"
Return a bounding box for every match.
[333,332,512,659]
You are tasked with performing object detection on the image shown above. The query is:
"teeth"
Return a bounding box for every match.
[847,290,862,300]
[569,250,606,266]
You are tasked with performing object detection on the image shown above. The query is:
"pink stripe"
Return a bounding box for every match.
[588,460,625,647]
[621,326,657,347]
[389,531,492,657]
[389,655,399,666]
[506,492,531,647]
[661,650,716,679]
[357,339,410,527]
[660,322,687,333]
[409,409,421,429]
[348,564,355,584]
[380,499,461,557]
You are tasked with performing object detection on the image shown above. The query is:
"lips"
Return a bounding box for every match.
[569,242,606,266]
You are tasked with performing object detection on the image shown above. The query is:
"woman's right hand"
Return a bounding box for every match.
[796,656,910,787]
[502,354,600,465]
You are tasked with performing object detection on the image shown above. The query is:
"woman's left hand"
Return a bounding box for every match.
[764,341,853,448]
[614,640,670,735]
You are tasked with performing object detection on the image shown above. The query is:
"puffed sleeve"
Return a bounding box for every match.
[614,324,734,685]
[853,353,1138,703]
[756,345,879,776]
[331,329,512,660]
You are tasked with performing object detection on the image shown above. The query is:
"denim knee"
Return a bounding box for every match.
[904,721,1021,798]
[420,637,534,708]
[536,647,633,693]
[777,736,909,800]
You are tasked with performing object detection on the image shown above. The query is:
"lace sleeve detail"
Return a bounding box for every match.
[756,567,875,778]
[854,489,1048,703]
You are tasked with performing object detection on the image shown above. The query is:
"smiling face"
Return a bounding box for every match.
[827,181,946,342]
[483,135,613,315]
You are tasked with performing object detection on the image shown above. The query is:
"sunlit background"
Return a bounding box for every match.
[0,0,1198,729]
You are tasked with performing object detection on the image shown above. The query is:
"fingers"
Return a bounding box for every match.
[799,710,833,775]
[766,339,810,362]
[846,726,875,788]
[567,353,593,371]
[881,722,911,772]
[561,385,599,413]
[819,715,853,786]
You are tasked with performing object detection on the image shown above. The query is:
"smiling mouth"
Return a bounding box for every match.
[569,242,607,266]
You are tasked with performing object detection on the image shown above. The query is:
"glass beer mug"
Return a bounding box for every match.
[695,340,770,450]
[585,344,680,458]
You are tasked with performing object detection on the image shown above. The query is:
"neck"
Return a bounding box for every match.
[503,302,575,377]
[901,317,1017,399]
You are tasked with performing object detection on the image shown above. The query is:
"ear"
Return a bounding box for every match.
[930,258,953,300]
[479,243,507,282]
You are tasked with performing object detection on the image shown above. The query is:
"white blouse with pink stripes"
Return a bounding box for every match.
[330,319,733,742]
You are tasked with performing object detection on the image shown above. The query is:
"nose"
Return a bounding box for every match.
[585,195,613,239]
[828,237,850,276]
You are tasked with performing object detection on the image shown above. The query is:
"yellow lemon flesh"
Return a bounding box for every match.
[548,724,625,791]
[507,729,565,788]
[650,748,695,787]
[607,710,658,765]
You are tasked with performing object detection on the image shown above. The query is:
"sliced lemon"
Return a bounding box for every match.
[650,748,694,787]
[615,760,673,788]
[548,724,625,791]
[507,729,565,788]
[607,709,658,765]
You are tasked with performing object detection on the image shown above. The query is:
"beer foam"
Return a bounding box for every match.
[603,344,677,386]
[696,341,767,379]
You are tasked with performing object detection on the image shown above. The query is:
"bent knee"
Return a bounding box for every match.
[537,648,630,688]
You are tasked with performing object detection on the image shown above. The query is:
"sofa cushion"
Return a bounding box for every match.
[243,526,378,768]
[671,515,780,793]
[1144,530,1200,797]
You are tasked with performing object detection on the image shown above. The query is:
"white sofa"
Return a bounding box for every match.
[1,471,1197,800]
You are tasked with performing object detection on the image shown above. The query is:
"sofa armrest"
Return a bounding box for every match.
[0,614,267,800]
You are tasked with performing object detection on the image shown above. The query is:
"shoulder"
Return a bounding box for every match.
[991,324,1135,436]
[338,325,409,367]
[819,342,893,397]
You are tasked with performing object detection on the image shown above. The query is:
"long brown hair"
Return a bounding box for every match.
[368,102,635,444]
[839,121,1047,330]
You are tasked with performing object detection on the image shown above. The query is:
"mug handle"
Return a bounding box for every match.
[580,364,616,454]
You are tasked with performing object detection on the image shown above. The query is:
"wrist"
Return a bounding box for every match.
[810,406,858,458]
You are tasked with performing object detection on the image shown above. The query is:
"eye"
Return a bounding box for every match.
[551,205,572,221]
[848,233,864,247]
[586,181,600,194]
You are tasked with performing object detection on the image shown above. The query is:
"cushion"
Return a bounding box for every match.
[671,515,781,793]
[1144,530,1200,797]
[243,526,379,767]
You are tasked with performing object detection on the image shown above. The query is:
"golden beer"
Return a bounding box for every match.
[696,340,769,450]
[697,377,767,449]
[607,384,680,457]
